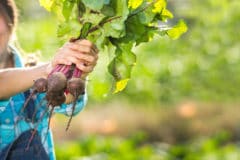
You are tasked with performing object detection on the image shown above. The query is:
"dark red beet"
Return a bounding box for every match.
[67,78,85,97]
[21,78,48,113]
[33,78,48,92]
[47,72,67,92]
[46,91,66,107]
[65,78,85,131]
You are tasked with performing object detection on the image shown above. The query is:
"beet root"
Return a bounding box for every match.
[33,78,48,93]
[47,72,67,92]
[65,78,85,131]
[21,78,48,113]
[67,78,85,97]
[46,91,66,107]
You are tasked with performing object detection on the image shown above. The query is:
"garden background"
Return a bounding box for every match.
[14,0,240,159]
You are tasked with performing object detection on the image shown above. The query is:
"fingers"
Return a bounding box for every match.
[65,44,98,66]
[68,40,99,55]
[81,39,99,54]
[52,46,75,66]
[77,62,95,74]
[68,40,99,67]
[52,39,99,76]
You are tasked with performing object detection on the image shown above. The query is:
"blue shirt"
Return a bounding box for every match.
[0,46,87,159]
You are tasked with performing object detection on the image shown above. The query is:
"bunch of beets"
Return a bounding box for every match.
[23,63,85,131]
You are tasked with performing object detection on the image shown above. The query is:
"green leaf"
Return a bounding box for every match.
[62,0,75,20]
[57,19,81,40]
[128,0,143,9]
[104,0,110,4]
[137,2,156,24]
[167,20,188,40]
[101,5,115,16]
[119,16,155,45]
[152,0,166,13]
[81,9,106,26]
[108,43,136,93]
[39,0,55,11]
[82,0,105,10]
[77,0,86,18]
[102,19,126,38]
[113,0,129,18]
[39,0,66,20]
[160,8,173,21]
[79,22,92,39]
[162,8,173,18]
[102,0,129,38]
[120,43,137,66]
[114,79,130,93]
[38,0,187,95]
[57,22,72,37]
[51,0,65,21]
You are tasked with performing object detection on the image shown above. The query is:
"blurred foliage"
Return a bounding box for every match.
[124,0,240,104]
[55,131,240,160]
[14,0,240,104]
[15,0,59,61]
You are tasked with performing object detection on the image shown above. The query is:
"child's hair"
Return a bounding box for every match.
[0,0,18,32]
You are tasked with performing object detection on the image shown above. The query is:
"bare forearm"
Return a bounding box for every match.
[0,63,49,100]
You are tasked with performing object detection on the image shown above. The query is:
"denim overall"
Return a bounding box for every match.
[0,90,49,160]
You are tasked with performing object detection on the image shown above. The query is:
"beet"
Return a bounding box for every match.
[47,72,67,92]
[65,77,85,131]
[23,35,93,149]
[46,91,66,107]
[24,62,86,142]
[33,78,48,93]
[21,78,48,113]
[67,78,85,97]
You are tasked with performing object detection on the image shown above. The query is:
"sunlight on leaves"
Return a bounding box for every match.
[39,0,54,11]
[152,0,166,13]
[161,8,173,21]
[128,0,143,9]
[114,79,130,93]
[37,0,187,94]
[167,20,188,40]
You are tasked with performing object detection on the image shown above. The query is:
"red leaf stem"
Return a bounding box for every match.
[49,64,63,76]
[73,68,81,78]
[62,65,70,76]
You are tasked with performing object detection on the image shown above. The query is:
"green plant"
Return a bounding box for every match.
[38,0,187,93]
